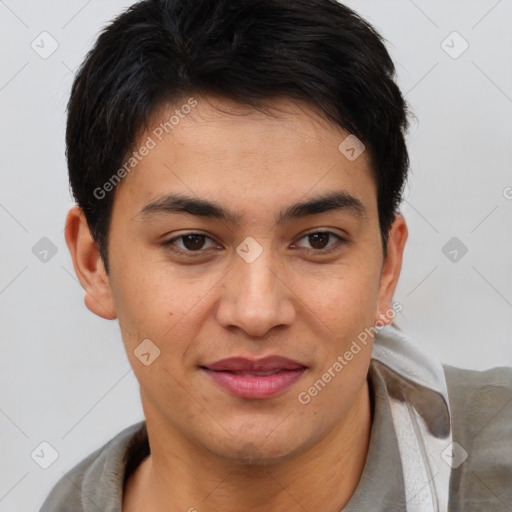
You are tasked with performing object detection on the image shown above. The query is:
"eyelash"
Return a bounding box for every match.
[160,231,348,257]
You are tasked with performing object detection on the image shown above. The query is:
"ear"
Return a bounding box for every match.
[374,213,408,326]
[64,205,117,320]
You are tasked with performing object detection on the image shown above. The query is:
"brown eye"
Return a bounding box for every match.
[181,234,207,251]
[162,233,218,253]
[307,232,330,250]
[295,231,346,251]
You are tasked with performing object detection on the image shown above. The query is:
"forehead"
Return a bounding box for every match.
[113,94,378,225]
[147,94,358,159]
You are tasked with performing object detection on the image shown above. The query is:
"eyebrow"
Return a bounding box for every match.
[136,190,367,225]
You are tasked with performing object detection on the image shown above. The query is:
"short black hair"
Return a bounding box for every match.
[66,0,410,274]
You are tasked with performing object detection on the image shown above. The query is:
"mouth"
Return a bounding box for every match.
[200,356,308,399]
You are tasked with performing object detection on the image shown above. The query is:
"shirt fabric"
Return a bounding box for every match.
[39,327,512,512]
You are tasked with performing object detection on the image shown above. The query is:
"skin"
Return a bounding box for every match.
[65,94,408,512]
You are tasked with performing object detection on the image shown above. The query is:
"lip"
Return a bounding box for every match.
[201,356,307,399]
[204,356,306,372]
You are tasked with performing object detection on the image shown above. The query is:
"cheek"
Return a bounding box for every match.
[110,260,221,370]
[302,259,381,336]
[108,260,174,345]
[295,339,372,442]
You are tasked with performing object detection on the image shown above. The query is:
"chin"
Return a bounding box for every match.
[207,427,312,466]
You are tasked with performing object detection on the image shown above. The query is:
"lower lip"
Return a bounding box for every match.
[202,368,306,399]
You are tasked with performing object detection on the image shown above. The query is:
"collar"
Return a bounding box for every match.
[371,324,453,512]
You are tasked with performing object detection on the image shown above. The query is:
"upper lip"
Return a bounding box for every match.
[202,356,307,372]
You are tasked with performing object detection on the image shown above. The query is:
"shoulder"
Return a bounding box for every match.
[38,445,104,512]
[38,421,147,512]
[443,364,512,441]
[443,364,512,391]
[443,364,512,438]
[442,365,512,511]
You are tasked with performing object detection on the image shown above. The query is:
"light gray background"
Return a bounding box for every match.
[1,1,511,510]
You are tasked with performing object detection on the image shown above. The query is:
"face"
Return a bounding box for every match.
[67,94,407,464]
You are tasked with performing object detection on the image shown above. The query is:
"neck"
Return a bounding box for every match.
[124,380,372,512]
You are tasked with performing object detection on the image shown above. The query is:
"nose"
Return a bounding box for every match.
[215,241,295,338]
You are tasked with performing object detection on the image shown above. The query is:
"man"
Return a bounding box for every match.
[40,0,512,511]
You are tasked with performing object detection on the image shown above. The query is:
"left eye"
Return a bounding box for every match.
[293,231,345,251]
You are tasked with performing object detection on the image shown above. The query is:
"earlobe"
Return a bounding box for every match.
[64,206,117,320]
[375,213,408,326]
